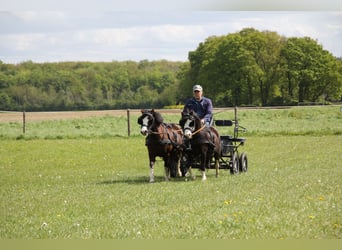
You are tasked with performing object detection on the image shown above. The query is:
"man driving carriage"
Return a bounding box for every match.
[182,84,213,127]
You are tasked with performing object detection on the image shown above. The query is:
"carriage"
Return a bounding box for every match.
[179,106,248,178]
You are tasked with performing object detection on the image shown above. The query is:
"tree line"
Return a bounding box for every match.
[0,60,183,111]
[1,28,341,111]
[177,28,342,106]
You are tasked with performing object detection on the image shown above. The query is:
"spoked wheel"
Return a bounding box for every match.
[239,152,248,172]
[230,151,239,175]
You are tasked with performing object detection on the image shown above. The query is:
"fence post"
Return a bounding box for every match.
[23,110,26,134]
[127,109,130,137]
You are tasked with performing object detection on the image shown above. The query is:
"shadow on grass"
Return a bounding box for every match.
[97,175,188,185]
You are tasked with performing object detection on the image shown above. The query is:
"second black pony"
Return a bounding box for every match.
[138,109,183,182]
[180,110,221,181]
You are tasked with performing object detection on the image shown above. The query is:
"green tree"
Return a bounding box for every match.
[186,28,285,106]
[240,28,285,105]
[281,37,342,104]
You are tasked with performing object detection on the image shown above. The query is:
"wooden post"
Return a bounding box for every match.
[234,106,237,138]
[127,109,131,137]
[23,110,26,134]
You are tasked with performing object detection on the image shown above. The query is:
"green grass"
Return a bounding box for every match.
[1,136,341,239]
[1,106,341,239]
[0,115,131,140]
[0,106,341,139]
[214,105,342,136]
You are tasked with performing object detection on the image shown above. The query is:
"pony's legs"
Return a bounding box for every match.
[164,157,172,181]
[149,161,155,183]
[176,158,182,177]
[201,170,207,181]
[185,167,195,180]
[215,158,220,178]
[184,154,195,180]
[201,151,208,181]
[164,167,170,181]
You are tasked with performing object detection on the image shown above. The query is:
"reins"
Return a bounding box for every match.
[189,124,206,136]
[149,128,183,135]
[181,112,207,137]
[148,123,182,135]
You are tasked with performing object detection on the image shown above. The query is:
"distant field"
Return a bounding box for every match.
[0,109,182,122]
[0,106,341,139]
[1,106,341,239]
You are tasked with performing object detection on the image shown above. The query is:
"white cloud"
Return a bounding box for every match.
[13,11,66,22]
[0,11,341,63]
[2,33,45,51]
[1,0,341,11]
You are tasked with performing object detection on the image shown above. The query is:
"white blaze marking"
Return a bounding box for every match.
[183,119,193,138]
[140,116,150,135]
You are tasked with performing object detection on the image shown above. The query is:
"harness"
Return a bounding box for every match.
[146,123,182,149]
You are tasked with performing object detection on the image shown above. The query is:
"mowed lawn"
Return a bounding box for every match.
[0,106,341,239]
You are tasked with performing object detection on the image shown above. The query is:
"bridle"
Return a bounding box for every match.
[181,113,206,139]
[139,112,183,149]
[139,112,182,135]
[139,112,155,135]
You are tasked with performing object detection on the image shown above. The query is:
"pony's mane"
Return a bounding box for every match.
[180,109,200,127]
[153,110,164,124]
[138,109,164,125]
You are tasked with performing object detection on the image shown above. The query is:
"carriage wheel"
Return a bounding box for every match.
[230,151,239,175]
[239,152,248,172]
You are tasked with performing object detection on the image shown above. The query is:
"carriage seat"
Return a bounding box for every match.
[220,135,246,156]
[214,119,233,126]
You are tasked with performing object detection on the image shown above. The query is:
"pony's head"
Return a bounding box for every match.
[137,109,163,135]
[180,109,200,139]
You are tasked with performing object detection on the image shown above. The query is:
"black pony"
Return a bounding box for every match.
[137,109,183,182]
[179,110,221,181]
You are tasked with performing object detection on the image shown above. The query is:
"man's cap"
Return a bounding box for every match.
[193,85,203,92]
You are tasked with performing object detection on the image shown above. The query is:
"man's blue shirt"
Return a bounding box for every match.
[183,97,213,124]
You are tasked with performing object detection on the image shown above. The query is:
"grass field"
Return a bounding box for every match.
[1,106,341,139]
[1,106,341,239]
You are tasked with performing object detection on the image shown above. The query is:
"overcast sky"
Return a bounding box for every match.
[1,1,341,63]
